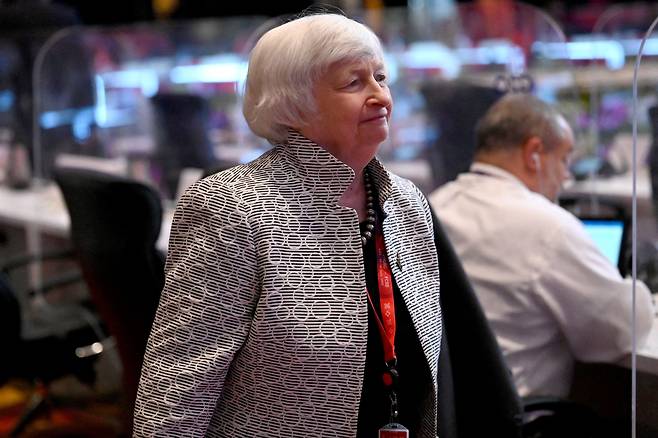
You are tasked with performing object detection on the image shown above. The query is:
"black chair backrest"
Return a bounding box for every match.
[53,167,165,429]
[0,272,21,384]
[420,79,504,191]
[150,92,216,198]
[431,208,524,438]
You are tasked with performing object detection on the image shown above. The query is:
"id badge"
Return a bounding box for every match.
[379,423,409,438]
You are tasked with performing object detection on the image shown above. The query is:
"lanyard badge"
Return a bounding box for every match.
[379,423,410,438]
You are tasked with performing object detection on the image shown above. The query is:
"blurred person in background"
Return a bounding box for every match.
[429,93,654,398]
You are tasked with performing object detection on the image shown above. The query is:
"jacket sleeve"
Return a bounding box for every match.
[133,178,259,437]
[536,217,655,363]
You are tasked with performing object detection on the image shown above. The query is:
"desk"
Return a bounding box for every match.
[563,167,652,202]
[0,182,173,253]
[0,182,68,236]
[620,317,658,375]
[562,168,658,245]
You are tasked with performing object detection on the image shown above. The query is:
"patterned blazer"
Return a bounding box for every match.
[133,131,443,437]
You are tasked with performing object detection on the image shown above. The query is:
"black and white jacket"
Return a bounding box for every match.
[133,131,443,437]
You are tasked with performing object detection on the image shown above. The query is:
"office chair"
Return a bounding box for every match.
[54,167,165,434]
[420,79,504,191]
[150,92,217,199]
[0,249,106,436]
[431,210,604,438]
[201,160,237,178]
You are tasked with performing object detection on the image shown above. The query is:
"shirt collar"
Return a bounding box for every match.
[469,162,529,190]
[278,130,393,207]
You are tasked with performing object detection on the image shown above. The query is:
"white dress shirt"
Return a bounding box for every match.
[429,162,654,397]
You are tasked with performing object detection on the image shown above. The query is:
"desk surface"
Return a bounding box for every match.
[0,182,173,253]
[623,317,658,375]
[563,167,652,201]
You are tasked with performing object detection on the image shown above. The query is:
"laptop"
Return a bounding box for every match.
[580,217,628,277]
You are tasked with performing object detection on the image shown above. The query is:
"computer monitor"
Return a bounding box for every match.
[580,217,627,277]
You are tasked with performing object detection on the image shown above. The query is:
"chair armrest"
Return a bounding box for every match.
[521,395,599,437]
[1,248,76,273]
[27,270,84,298]
[523,395,580,413]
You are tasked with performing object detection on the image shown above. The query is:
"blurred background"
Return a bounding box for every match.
[2,0,658,436]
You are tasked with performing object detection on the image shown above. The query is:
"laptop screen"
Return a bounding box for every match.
[580,218,626,271]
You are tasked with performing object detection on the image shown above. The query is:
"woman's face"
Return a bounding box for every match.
[298,57,393,171]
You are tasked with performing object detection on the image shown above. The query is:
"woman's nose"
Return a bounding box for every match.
[367,84,392,108]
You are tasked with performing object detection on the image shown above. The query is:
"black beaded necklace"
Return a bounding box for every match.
[361,170,376,247]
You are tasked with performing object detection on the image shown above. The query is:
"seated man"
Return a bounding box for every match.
[428,93,655,398]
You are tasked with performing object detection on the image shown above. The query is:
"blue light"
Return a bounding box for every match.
[0,90,14,111]
[94,75,107,126]
[40,106,96,130]
[40,109,76,129]
[73,108,95,141]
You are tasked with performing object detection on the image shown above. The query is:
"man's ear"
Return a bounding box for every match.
[522,136,543,172]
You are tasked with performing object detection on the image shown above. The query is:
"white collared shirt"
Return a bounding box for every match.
[429,162,654,397]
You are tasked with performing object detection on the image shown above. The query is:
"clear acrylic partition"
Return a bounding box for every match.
[630,6,658,437]
[0,35,45,314]
[583,4,658,437]
[30,5,581,199]
[357,1,585,194]
[572,12,658,435]
[362,0,649,433]
[32,17,271,200]
[19,17,270,402]
[584,3,658,238]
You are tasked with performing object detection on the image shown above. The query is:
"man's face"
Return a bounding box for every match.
[538,120,574,201]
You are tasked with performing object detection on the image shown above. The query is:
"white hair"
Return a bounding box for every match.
[242,13,385,144]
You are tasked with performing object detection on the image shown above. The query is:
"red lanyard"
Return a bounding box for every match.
[365,215,403,425]
[366,228,397,368]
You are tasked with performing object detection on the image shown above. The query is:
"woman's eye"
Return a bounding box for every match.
[375,73,387,83]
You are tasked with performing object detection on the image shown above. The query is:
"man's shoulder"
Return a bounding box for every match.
[432,178,586,241]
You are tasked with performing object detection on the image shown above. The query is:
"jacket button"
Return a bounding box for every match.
[396,252,403,271]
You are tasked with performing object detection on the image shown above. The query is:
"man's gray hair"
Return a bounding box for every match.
[475,94,569,153]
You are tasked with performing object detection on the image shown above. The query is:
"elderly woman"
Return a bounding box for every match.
[133,13,442,438]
